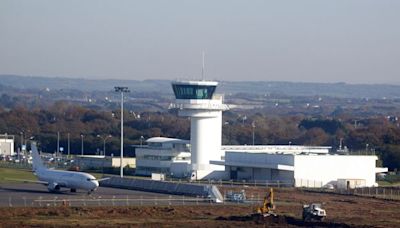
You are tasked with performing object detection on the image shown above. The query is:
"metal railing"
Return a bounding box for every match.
[307,186,400,201]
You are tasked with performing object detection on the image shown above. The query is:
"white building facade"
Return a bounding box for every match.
[135,137,191,178]
[0,134,15,156]
[218,150,387,188]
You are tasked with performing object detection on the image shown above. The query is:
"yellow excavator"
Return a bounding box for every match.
[253,188,276,217]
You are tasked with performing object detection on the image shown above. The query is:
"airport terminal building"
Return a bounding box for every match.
[136,137,387,188]
[133,79,388,188]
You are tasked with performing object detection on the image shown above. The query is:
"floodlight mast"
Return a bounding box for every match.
[114,87,130,178]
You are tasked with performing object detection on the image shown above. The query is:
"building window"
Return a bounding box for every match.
[172,84,216,99]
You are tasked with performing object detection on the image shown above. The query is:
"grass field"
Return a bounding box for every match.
[0,167,36,183]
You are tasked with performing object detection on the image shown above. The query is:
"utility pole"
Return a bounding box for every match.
[67,133,70,158]
[81,134,84,156]
[252,121,255,145]
[97,135,112,156]
[115,86,130,178]
[57,131,60,157]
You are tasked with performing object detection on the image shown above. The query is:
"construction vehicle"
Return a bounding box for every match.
[302,203,326,221]
[253,188,276,217]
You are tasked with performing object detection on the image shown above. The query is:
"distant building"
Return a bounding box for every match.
[135,137,191,177]
[0,134,15,156]
[73,155,136,170]
[134,79,388,188]
[212,151,387,188]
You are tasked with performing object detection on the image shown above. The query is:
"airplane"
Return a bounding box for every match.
[29,142,107,194]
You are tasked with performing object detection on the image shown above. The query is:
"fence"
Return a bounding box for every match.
[167,179,294,188]
[1,195,221,208]
[0,161,31,170]
[308,186,400,201]
[2,192,270,208]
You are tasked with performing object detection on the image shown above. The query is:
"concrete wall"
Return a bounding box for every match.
[74,156,136,169]
[233,167,293,182]
[170,162,191,178]
[111,157,136,168]
[294,155,377,187]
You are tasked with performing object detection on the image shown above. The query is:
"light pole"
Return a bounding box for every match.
[67,133,70,158]
[140,136,144,146]
[97,135,112,156]
[57,131,60,157]
[252,121,255,145]
[224,121,230,144]
[20,132,23,159]
[80,134,84,156]
[20,132,23,150]
[115,86,130,178]
[4,133,7,155]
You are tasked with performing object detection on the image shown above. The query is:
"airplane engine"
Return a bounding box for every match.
[47,182,61,192]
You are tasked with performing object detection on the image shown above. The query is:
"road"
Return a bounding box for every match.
[0,183,213,207]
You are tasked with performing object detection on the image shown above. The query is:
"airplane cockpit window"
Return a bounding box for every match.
[87,178,96,181]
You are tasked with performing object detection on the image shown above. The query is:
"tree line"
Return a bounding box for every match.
[0,101,399,170]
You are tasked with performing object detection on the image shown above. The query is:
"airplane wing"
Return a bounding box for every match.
[97,177,110,182]
[3,178,48,185]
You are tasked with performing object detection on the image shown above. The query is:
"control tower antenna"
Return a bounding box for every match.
[201,51,205,81]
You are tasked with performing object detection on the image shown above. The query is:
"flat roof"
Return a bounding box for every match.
[172,80,218,86]
[222,145,331,155]
[146,137,190,144]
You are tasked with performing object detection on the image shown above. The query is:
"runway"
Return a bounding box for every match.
[0,183,212,207]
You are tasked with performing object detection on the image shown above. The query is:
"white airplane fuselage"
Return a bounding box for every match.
[35,168,99,192]
[30,142,100,193]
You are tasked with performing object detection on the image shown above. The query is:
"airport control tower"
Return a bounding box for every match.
[171,80,229,180]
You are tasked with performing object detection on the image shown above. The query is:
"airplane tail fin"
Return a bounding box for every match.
[31,142,45,171]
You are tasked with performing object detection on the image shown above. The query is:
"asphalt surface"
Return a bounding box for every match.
[0,183,213,207]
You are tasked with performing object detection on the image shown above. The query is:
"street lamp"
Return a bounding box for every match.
[97,134,112,156]
[67,133,70,158]
[4,133,7,155]
[224,121,230,145]
[252,121,256,145]
[80,134,84,156]
[140,136,144,146]
[57,131,60,157]
[115,86,130,178]
[20,132,24,159]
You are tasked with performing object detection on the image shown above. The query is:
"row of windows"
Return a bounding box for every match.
[137,155,174,161]
[172,85,216,99]
[147,142,190,151]
[136,167,169,173]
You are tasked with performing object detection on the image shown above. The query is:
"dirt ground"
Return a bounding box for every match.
[1,187,400,227]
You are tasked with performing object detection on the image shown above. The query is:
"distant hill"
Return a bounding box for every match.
[1,74,400,99]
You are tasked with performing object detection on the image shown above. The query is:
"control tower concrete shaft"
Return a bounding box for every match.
[171,80,228,180]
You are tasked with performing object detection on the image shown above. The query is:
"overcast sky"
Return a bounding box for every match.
[1,1,399,84]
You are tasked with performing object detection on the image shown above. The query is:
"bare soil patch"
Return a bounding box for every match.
[1,188,399,227]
